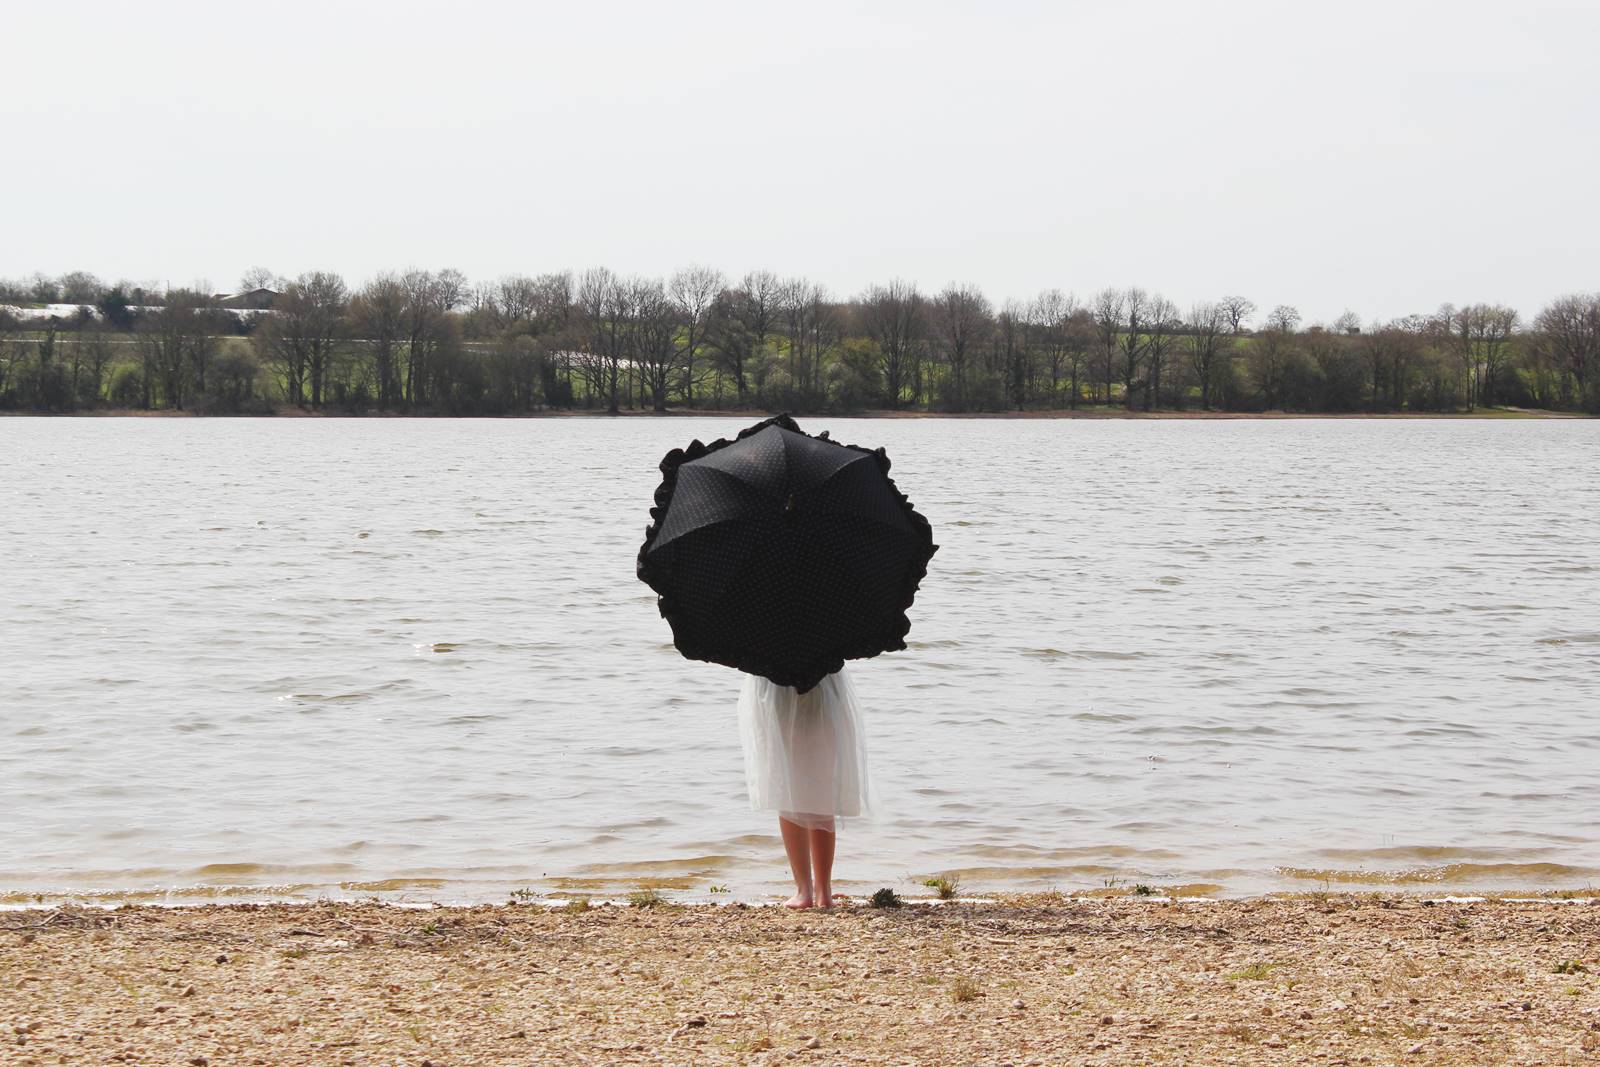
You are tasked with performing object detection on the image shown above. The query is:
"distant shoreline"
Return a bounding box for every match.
[2,405,1590,421]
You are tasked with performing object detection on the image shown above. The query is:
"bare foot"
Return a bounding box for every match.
[784,893,813,909]
[816,893,834,909]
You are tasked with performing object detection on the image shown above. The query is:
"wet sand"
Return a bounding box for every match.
[4,895,1597,1065]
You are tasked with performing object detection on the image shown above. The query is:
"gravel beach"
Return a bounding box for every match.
[4,895,1598,1065]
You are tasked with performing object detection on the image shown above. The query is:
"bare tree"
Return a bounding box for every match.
[239,266,278,292]
[1028,290,1075,408]
[996,300,1028,410]
[296,272,347,408]
[1143,294,1179,409]
[80,325,115,406]
[859,279,924,408]
[1220,295,1256,336]
[491,274,542,329]
[141,291,214,409]
[351,273,407,409]
[1118,287,1152,410]
[631,278,680,412]
[776,279,837,406]
[705,270,781,404]
[932,283,991,410]
[669,265,723,408]
[1469,304,1518,408]
[1532,293,1600,410]
[1248,305,1302,410]
[58,271,102,304]
[1090,288,1123,405]
[258,275,345,408]
[399,269,466,408]
[1185,302,1229,410]
[576,268,629,414]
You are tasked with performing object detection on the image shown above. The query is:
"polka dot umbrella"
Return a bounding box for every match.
[637,414,939,692]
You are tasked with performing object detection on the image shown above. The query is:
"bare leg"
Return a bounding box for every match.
[778,816,813,908]
[808,821,836,908]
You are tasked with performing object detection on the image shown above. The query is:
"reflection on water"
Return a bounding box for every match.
[2,417,1598,904]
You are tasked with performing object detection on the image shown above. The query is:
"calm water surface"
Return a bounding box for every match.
[2,417,1597,904]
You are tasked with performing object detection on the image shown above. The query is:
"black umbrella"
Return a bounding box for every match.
[637,414,938,692]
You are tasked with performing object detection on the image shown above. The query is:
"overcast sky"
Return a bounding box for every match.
[4,0,1596,324]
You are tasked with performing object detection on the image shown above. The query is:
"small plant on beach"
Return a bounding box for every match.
[950,976,981,1003]
[420,922,440,935]
[563,897,591,914]
[1224,963,1277,981]
[923,874,961,900]
[1221,1022,1259,1044]
[1133,884,1155,896]
[870,887,903,909]
[629,888,664,908]
[708,884,730,894]
[1554,960,1588,975]
[280,947,308,960]
[508,887,538,902]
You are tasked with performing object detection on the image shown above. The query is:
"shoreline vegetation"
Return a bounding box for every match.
[5,895,1597,1065]
[3,404,1590,420]
[3,268,1598,419]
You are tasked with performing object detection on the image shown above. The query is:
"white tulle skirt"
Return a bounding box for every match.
[738,666,872,831]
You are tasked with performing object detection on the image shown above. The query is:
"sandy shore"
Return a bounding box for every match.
[4,895,1598,1065]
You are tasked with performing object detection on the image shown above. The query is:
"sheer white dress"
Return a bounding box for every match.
[738,665,873,830]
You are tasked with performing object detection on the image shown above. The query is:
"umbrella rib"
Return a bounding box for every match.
[805,452,914,532]
[685,460,785,503]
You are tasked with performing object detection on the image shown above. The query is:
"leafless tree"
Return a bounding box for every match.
[140,291,214,409]
[399,269,466,408]
[668,265,723,408]
[629,278,680,412]
[1090,288,1123,405]
[1532,293,1600,410]
[706,271,781,403]
[776,279,837,405]
[995,300,1028,410]
[351,273,407,409]
[1118,287,1153,410]
[58,271,102,304]
[577,268,630,414]
[80,325,115,406]
[297,272,347,408]
[491,274,543,329]
[860,279,924,408]
[1220,295,1256,335]
[932,283,991,409]
[1143,294,1180,410]
[1028,290,1075,408]
[1185,302,1229,410]
[1248,305,1302,410]
[1468,304,1518,407]
[258,273,346,408]
[239,266,278,292]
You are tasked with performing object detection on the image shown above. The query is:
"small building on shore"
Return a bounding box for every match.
[215,287,281,310]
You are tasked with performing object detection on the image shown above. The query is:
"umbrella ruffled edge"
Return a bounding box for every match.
[636,413,940,692]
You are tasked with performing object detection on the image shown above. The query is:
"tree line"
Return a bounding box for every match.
[2,268,1597,415]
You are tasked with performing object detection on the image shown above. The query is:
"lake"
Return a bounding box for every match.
[2,416,1597,904]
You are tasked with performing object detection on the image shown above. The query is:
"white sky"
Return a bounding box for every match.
[3,0,1596,324]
